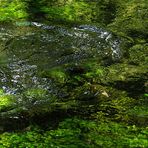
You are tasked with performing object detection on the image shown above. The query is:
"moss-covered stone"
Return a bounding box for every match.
[24,88,47,99]
[0,89,14,111]
[108,0,148,42]
[40,67,67,84]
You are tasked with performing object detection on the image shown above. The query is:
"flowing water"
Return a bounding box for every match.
[0,22,121,96]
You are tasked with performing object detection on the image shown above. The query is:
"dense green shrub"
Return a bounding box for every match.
[0,118,148,147]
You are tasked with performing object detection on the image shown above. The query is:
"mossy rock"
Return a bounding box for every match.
[108,0,148,41]
[0,90,14,112]
[23,88,48,99]
[128,44,148,65]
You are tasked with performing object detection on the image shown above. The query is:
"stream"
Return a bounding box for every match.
[0,22,121,95]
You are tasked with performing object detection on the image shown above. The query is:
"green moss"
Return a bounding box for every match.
[128,44,148,65]
[40,1,95,23]
[144,93,148,97]
[40,67,67,83]
[24,88,47,99]
[108,0,148,41]
[0,118,148,148]
[129,106,148,117]
[0,0,28,22]
[0,90,14,111]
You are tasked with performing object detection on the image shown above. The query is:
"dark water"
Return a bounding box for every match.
[0,22,121,95]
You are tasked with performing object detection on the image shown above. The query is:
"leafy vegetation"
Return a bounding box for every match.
[0,118,148,147]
